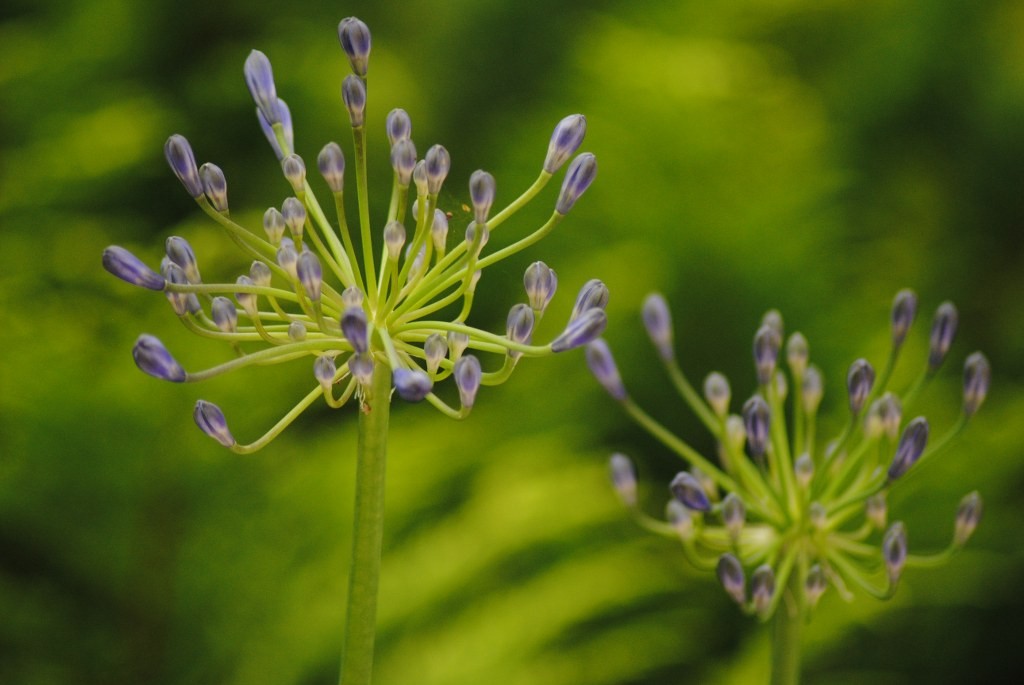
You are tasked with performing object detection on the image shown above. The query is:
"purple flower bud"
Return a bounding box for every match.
[162,262,199,315]
[276,238,299,280]
[544,114,587,174]
[846,358,875,416]
[256,104,284,160]
[891,288,918,350]
[249,260,272,287]
[102,246,165,290]
[164,134,203,198]
[349,353,374,386]
[281,197,306,241]
[165,236,201,284]
[570,278,610,322]
[555,152,597,215]
[263,207,286,244]
[448,331,469,361]
[318,142,346,193]
[506,303,535,350]
[337,17,372,76]
[802,365,824,414]
[805,564,827,607]
[523,261,558,315]
[670,471,711,512]
[762,309,784,338]
[703,372,731,418]
[296,250,322,301]
[882,521,907,584]
[390,138,417,186]
[393,367,432,402]
[464,223,490,252]
[340,307,369,354]
[413,161,428,197]
[342,285,364,309]
[794,453,814,488]
[962,351,990,416]
[234,275,257,315]
[928,301,958,373]
[742,395,771,461]
[469,170,496,225]
[424,333,447,375]
[431,209,449,252]
[424,144,451,194]
[753,324,781,386]
[282,153,306,195]
[666,500,694,539]
[132,334,186,382]
[641,292,674,362]
[383,221,406,262]
[751,564,775,615]
[887,416,929,480]
[609,453,637,507]
[314,355,336,390]
[341,74,367,128]
[717,554,746,605]
[211,296,238,332]
[385,108,412,147]
[194,399,236,448]
[586,339,626,401]
[244,50,279,125]
[866,492,887,529]
[786,332,808,376]
[722,492,745,539]
[453,354,482,408]
[288,321,307,341]
[551,308,607,353]
[953,491,982,546]
[199,162,229,213]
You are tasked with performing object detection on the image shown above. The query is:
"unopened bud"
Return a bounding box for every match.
[722,492,745,540]
[393,367,432,402]
[199,162,228,213]
[288,321,307,341]
[165,236,201,284]
[337,16,371,76]
[314,355,336,391]
[586,339,626,401]
[794,453,814,488]
[887,416,929,480]
[424,144,451,194]
[469,170,496,225]
[725,415,746,454]
[263,207,286,244]
[953,491,982,546]
[866,492,888,529]
[453,354,482,408]
[341,74,367,128]
[524,261,558,315]
[132,334,186,382]
[249,260,272,287]
[276,238,299,280]
[882,521,907,584]
[431,209,450,253]
[641,293,674,362]
[385,108,411,147]
[928,301,958,373]
[555,152,597,215]
[447,331,469,361]
[544,114,587,174]
[753,324,781,386]
[786,332,808,376]
[349,353,373,386]
[193,400,235,448]
[342,285,364,309]
[570,279,609,321]
[802,365,824,414]
[609,453,637,507]
[243,50,279,125]
[296,250,323,301]
[751,564,775,615]
[717,554,746,605]
[962,351,991,416]
[383,221,406,262]
[211,296,238,332]
[282,197,306,241]
[670,471,711,512]
[742,395,771,461]
[424,334,447,375]
[102,246,165,290]
[805,564,827,608]
[317,142,346,193]
[390,138,417,186]
[891,288,918,350]
[282,154,306,195]
[847,358,875,416]
[234,275,258,316]
[506,303,535,348]
[704,372,731,418]
[164,134,203,198]
[551,308,607,352]
[340,307,369,354]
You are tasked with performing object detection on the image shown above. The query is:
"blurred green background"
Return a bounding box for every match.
[2,0,1023,683]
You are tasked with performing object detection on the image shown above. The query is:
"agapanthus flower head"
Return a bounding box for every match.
[591,289,986,621]
[103,17,602,452]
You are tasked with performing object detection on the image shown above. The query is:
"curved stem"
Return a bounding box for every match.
[339,361,392,685]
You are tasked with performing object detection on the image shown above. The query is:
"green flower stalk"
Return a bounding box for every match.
[588,290,987,685]
[103,16,603,685]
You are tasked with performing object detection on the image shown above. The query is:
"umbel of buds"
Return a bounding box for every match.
[592,289,985,624]
[102,17,604,452]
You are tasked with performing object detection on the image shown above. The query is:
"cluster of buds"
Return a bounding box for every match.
[592,290,986,618]
[103,17,604,452]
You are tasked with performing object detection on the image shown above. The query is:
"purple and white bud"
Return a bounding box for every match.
[887,416,929,480]
[555,152,597,215]
[882,521,907,584]
[424,333,447,375]
[468,170,496,225]
[263,207,286,244]
[751,564,776,615]
[641,293,674,362]
[249,261,272,287]
[431,209,449,253]
[341,75,367,128]
[953,491,982,546]
[383,221,406,262]
[199,163,229,213]
[761,309,784,339]
[282,197,306,241]
[165,236,201,284]
[866,492,887,529]
[132,334,186,382]
[722,492,745,540]
[928,301,958,373]
[506,303,535,349]
[962,351,990,416]
[786,332,809,376]
[891,288,918,350]
[211,296,238,332]
[337,17,371,76]
[551,308,607,353]
[256,100,290,160]
[753,324,781,387]
[448,331,470,361]
[349,353,374,386]
[453,354,482,409]
[194,399,235,448]
[717,554,746,605]
[523,261,558,315]
[802,365,824,414]
[243,50,279,125]
[288,321,307,341]
[846,358,875,416]
[276,238,299,280]
[282,154,306,195]
[669,471,712,512]
[867,392,902,440]
[570,279,610,322]
[164,134,203,198]
[586,339,626,401]
[162,262,199,316]
[342,285,364,309]
[234,275,258,316]
[725,415,746,454]
[296,250,323,301]
[393,367,433,402]
[413,161,428,197]
[704,372,731,418]
[794,453,814,488]
[385,108,412,147]
[464,223,490,252]
[314,355,336,391]
[666,500,694,539]
[742,395,771,461]
[340,307,369,354]
[805,564,827,608]
[390,138,417,186]
[609,453,637,507]
[424,144,450,194]
[318,142,346,193]
[102,246,165,290]
[544,114,587,174]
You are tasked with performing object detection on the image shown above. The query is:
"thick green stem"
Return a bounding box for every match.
[770,577,804,685]
[339,362,392,685]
